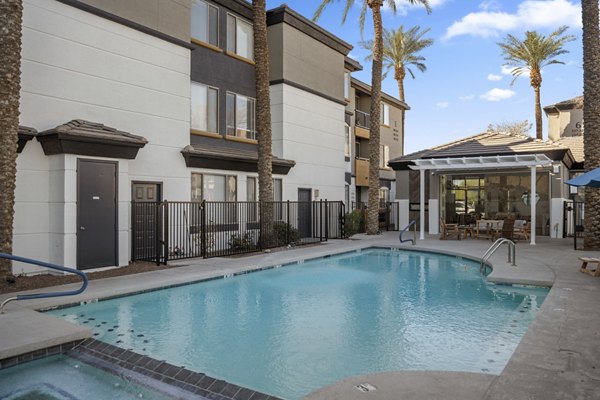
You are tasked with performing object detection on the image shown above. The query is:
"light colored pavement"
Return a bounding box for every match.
[1,233,599,399]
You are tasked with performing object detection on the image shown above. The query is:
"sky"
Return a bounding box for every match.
[264,0,583,154]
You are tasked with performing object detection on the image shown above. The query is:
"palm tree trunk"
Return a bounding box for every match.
[533,85,543,140]
[366,1,383,235]
[0,0,23,277]
[395,66,406,155]
[582,0,600,250]
[253,0,274,248]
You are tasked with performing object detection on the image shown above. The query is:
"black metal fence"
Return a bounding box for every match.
[132,200,345,263]
[350,201,400,232]
[563,200,585,250]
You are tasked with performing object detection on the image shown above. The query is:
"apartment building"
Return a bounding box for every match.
[13,0,405,273]
[344,76,409,208]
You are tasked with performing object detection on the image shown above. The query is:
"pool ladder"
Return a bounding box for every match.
[0,252,88,314]
[480,238,516,274]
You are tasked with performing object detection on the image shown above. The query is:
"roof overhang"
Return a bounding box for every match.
[409,154,553,171]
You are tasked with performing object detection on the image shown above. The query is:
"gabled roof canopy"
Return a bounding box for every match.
[410,154,553,170]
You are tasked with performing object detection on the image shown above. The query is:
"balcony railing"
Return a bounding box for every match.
[355,109,370,129]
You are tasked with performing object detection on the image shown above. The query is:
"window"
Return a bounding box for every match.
[344,124,351,157]
[226,92,256,139]
[379,187,390,207]
[191,82,218,133]
[247,177,257,202]
[191,0,218,47]
[379,144,390,169]
[380,102,390,126]
[191,173,237,201]
[227,14,253,60]
[344,72,350,99]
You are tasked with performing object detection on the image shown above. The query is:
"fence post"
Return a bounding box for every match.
[319,199,323,242]
[286,200,290,245]
[163,200,169,265]
[325,199,329,241]
[131,202,136,262]
[201,200,207,258]
[154,201,160,266]
[341,202,345,239]
[258,201,263,251]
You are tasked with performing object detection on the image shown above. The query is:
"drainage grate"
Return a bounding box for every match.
[355,383,377,392]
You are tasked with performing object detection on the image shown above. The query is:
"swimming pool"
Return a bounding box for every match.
[49,248,548,400]
[0,355,173,400]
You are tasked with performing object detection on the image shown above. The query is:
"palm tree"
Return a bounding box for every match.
[0,1,23,277]
[314,0,430,235]
[252,0,274,247]
[498,27,575,140]
[581,0,600,250]
[361,25,433,103]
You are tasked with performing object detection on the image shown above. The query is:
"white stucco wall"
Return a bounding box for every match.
[15,0,191,273]
[270,83,346,202]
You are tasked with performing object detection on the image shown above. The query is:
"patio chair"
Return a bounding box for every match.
[579,257,600,277]
[493,218,515,241]
[440,218,461,240]
[513,220,529,241]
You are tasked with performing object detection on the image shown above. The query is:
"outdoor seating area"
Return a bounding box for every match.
[440,217,531,241]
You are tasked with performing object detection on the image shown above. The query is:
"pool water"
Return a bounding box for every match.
[49,248,548,400]
[0,355,171,400]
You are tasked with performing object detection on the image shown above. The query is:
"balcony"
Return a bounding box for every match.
[355,110,370,140]
[355,158,369,187]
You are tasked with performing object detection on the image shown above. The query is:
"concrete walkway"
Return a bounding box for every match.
[1,233,599,399]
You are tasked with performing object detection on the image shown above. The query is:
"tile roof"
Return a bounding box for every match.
[543,96,583,113]
[553,135,584,163]
[37,120,147,145]
[390,132,575,169]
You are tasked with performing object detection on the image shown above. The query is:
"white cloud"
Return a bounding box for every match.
[459,94,476,101]
[444,0,581,40]
[386,0,446,15]
[487,73,503,81]
[436,101,450,108]
[479,0,501,11]
[480,88,517,101]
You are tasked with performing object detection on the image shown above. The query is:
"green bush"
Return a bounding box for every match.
[228,232,256,251]
[345,210,365,238]
[273,221,300,245]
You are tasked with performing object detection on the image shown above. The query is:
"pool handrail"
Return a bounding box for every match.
[480,238,516,274]
[399,220,417,245]
[0,252,88,314]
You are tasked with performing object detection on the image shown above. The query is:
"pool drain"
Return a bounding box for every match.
[355,383,377,392]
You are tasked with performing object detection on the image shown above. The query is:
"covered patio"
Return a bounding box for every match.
[390,132,578,244]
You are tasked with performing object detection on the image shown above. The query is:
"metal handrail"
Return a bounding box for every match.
[480,238,516,274]
[0,253,88,313]
[399,220,417,245]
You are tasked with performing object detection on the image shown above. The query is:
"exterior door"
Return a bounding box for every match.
[298,188,312,238]
[77,160,117,269]
[132,182,162,260]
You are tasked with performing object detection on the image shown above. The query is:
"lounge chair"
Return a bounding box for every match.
[493,218,515,241]
[440,218,461,240]
[579,257,600,277]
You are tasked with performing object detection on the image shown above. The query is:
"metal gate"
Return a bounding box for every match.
[563,200,585,249]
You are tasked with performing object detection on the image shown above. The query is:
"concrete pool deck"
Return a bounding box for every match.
[1,233,599,399]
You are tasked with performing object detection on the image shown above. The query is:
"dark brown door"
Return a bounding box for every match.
[298,188,312,238]
[77,160,117,269]
[132,182,161,260]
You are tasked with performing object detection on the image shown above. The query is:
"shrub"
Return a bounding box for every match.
[273,221,300,245]
[228,232,256,251]
[345,210,365,238]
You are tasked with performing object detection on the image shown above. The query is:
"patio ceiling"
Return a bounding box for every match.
[409,154,553,171]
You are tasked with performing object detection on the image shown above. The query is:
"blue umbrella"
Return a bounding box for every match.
[565,167,600,188]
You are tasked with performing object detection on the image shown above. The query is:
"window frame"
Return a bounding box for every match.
[379,144,390,169]
[344,72,350,100]
[226,91,257,140]
[226,13,254,61]
[191,82,219,135]
[190,173,237,202]
[380,102,390,126]
[191,0,219,48]
[344,123,351,157]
